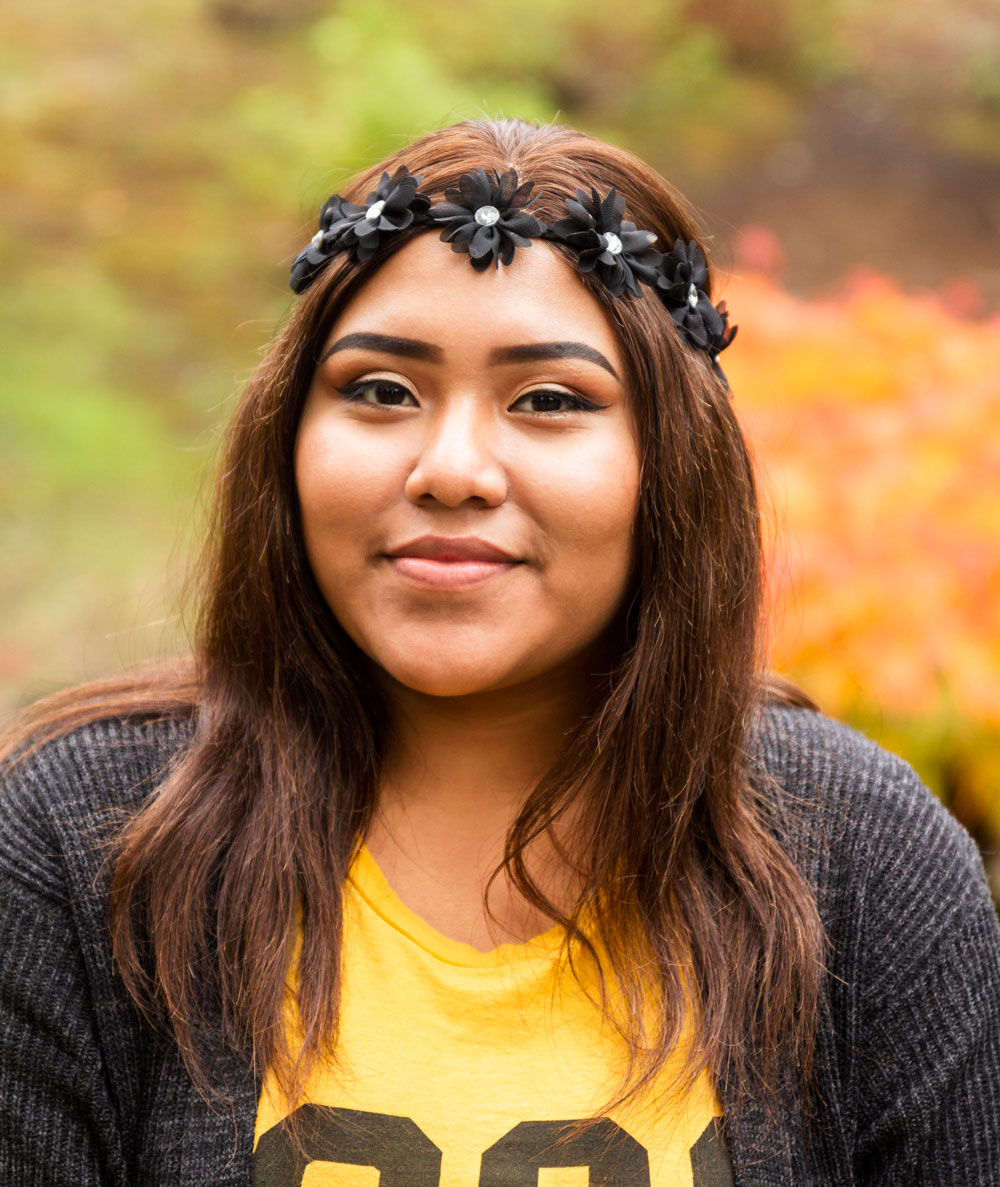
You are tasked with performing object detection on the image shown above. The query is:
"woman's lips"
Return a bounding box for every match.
[384,535,522,590]
[388,556,518,590]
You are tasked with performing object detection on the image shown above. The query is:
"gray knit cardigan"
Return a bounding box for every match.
[1,705,998,1185]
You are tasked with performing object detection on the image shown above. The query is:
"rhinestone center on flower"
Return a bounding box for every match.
[474,205,501,227]
[366,199,386,222]
[602,232,623,256]
[687,282,699,308]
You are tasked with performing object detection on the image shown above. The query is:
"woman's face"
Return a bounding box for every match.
[295,232,641,700]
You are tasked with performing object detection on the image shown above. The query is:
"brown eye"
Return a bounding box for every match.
[337,379,417,407]
[511,389,607,414]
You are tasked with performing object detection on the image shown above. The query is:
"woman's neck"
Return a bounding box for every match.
[364,670,593,950]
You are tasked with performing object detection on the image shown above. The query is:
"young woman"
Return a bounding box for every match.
[2,118,998,1187]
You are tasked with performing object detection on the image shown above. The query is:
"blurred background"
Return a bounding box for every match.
[3,0,999,893]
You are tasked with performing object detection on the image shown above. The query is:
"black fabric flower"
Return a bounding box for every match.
[289,166,431,293]
[429,168,545,271]
[547,187,660,298]
[656,238,739,386]
[289,195,363,293]
[340,166,431,261]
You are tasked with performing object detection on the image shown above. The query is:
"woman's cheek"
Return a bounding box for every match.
[296,414,405,527]
[530,431,639,548]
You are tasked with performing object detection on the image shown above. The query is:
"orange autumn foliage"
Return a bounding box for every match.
[721,265,1000,730]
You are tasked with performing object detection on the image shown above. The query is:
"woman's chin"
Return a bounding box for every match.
[371,649,530,700]
[385,667,516,700]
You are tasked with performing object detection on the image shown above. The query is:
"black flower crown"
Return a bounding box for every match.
[289,166,738,389]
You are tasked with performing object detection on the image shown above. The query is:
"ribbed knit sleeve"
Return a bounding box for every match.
[0,737,128,1184]
[0,718,198,1186]
[757,707,1000,1186]
[848,748,1000,1183]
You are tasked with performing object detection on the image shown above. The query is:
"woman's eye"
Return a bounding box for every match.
[512,389,605,414]
[336,379,416,407]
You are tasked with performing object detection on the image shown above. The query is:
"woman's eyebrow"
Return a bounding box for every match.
[319,333,619,380]
[320,332,443,364]
[489,342,619,379]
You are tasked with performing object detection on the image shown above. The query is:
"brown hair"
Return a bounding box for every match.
[3,118,825,1149]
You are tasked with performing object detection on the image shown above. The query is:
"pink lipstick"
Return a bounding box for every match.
[385,536,521,590]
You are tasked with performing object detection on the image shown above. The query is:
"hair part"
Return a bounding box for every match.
[2,117,827,1154]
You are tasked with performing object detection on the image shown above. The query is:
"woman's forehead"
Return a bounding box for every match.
[324,232,625,367]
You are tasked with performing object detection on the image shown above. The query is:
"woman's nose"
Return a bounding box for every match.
[403,399,508,508]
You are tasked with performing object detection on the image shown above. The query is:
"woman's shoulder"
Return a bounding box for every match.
[0,712,194,899]
[756,702,960,823]
[752,703,994,956]
[1,711,195,812]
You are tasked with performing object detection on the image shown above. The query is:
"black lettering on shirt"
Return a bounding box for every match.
[253,1108,732,1186]
[480,1118,650,1185]
[690,1117,734,1187]
[253,1104,441,1187]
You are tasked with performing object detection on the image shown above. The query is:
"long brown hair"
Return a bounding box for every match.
[3,118,825,1146]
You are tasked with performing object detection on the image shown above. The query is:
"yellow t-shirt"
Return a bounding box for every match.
[253,846,732,1187]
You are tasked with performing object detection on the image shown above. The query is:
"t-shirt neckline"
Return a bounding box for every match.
[347,843,568,969]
